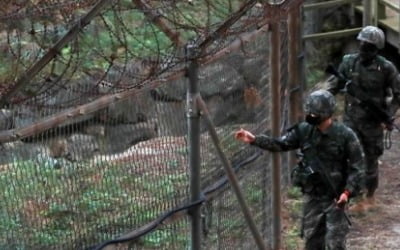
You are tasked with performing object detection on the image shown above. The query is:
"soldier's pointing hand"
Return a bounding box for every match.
[235,128,255,143]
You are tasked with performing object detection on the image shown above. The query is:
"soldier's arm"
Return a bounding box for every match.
[327,56,349,95]
[326,75,341,95]
[251,124,302,152]
[343,128,366,197]
[388,70,400,117]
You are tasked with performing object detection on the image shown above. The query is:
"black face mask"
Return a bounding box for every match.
[359,42,378,65]
[305,114,324,125]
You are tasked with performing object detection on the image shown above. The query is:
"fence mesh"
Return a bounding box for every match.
[0,0,303,249]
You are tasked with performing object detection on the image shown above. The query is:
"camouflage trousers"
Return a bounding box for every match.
[301,196,349,250]
[345,119,384,196]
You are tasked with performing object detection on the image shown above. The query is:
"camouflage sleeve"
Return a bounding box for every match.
[251,125,301,152]
[326,75,340,95]
[343,127,365,197]
[387,64,400,116]
[326,55,349,95]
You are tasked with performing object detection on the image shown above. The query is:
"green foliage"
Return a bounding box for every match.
[306,66,325,88]
[283,187,304,249]
[286,186,302,199]
[284,225,302,250]
[139,220,189,248]
[287,188,303,209]
[0,158,188,249]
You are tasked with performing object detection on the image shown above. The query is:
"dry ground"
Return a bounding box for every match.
[347,130,400,250]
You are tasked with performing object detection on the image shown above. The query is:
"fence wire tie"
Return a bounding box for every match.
[186,93,201,118]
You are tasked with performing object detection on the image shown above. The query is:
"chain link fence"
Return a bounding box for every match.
[0,0,303,249]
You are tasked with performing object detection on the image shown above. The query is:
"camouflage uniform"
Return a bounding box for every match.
[251,121,365,250]
[327,52,400,197]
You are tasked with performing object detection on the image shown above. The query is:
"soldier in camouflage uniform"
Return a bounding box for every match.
[235,90,365,250]
[327,26,400,210]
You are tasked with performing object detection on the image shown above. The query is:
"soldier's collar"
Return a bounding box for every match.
[317,122,335,136]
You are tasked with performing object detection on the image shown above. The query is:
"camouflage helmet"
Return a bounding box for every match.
[304,90,336,118]
[357,26,385,49]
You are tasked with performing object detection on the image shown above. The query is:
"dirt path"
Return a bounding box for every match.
[347,131,400,249]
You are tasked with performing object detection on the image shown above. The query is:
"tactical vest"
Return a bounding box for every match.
[290,125,343,197]
[342,53,390,110]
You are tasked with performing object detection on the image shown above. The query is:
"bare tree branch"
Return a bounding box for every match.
[0,0,115,107]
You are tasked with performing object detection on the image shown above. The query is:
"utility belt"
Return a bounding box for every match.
[291,161,335,198]
[346,95,389,125]
[293,127,342,199]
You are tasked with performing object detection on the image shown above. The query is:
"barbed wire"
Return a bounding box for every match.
[0,0,268,108]
[0,0,98,22]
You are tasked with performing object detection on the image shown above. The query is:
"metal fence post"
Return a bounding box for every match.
[186,44,202,250]
[270,20,282,250]
[196,97,268,250]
